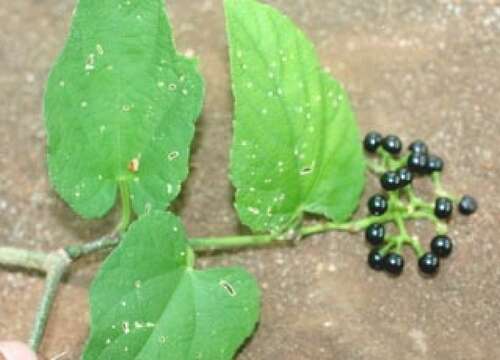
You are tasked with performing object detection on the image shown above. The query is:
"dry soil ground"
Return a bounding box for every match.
[1,0,500,359]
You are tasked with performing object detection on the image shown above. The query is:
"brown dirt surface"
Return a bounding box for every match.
[1,1,499,359]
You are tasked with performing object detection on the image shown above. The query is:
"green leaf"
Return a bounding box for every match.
[83,211,261,360]
[44,0,204,218]
[225,0,365,233]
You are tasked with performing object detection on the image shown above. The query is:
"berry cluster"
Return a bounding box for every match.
[362,132,478,276]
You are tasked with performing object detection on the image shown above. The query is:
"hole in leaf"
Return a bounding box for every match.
[219,280,236,297]
[122,321,130,334]
[300,167,313,176]
[168,151,180,161]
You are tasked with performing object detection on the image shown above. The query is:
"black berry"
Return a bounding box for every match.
[407,152,429,174]
[458,195,478,215]
[365,224,385,246]
[418,252,440,275]
[382,135,403,155]
[431,235,453,258]
[397,167,413,187]
[380,171,401,191]
[363,131,383,153]
[368,194,388,216]
[384,253,405,275]
[408,140,428,155]
[427,155,444,173]
[434,197,453,219]
[368,249,385,271]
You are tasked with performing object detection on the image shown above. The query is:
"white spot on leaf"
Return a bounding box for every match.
[96,44,104,55]
[248,207,260,215]
[85,53,95,71]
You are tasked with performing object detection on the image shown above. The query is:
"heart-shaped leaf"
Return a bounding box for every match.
[83,211,260,360]
[225,0,365,233]
[44,0,204,218]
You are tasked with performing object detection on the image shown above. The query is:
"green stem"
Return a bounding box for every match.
[411,211,448,235]
[377,148,391,169]
[189,234,274,251]
[389,191,406,211]
[405,187,433,211]
[378,241,395,256]
[65,235,120,260]
[431,173,459,201]
[406,236,425,258]
[28,251,70,351]
[116,181,132,233]
[391,212,424,256]
[377,149,408,172]
[0,237,120,350]
[393,214,408,253]
[0,247,48,272]
[366,160,385,174]
[432,172,445,195]
[395,214,408,237]
[0,186,452,350]
[190,213,396,251]
[190,208,449,253]
[303,213,395,235]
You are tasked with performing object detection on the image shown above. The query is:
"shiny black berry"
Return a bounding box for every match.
[431,235,453,258]
[434,197,453,219]
[407,152,429,174]
[384,253,404,275]
[397,167,413,187]
[368,194,388,216]
[382,135,403,155]
[363,131,383,153]
[458,195,478,215]
[408,140,428,155]
[380,171,401,191]
[368,249,385,271]
[365,224,385,246]
[427,155,444,173]
[418,252,440,275]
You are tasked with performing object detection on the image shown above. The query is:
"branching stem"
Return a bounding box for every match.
[0,183,130,352]
[28,251,71,350]
[0,149,453,352]
[116,181,132,233]
[0,247,48,272]
[0,207,445,351]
